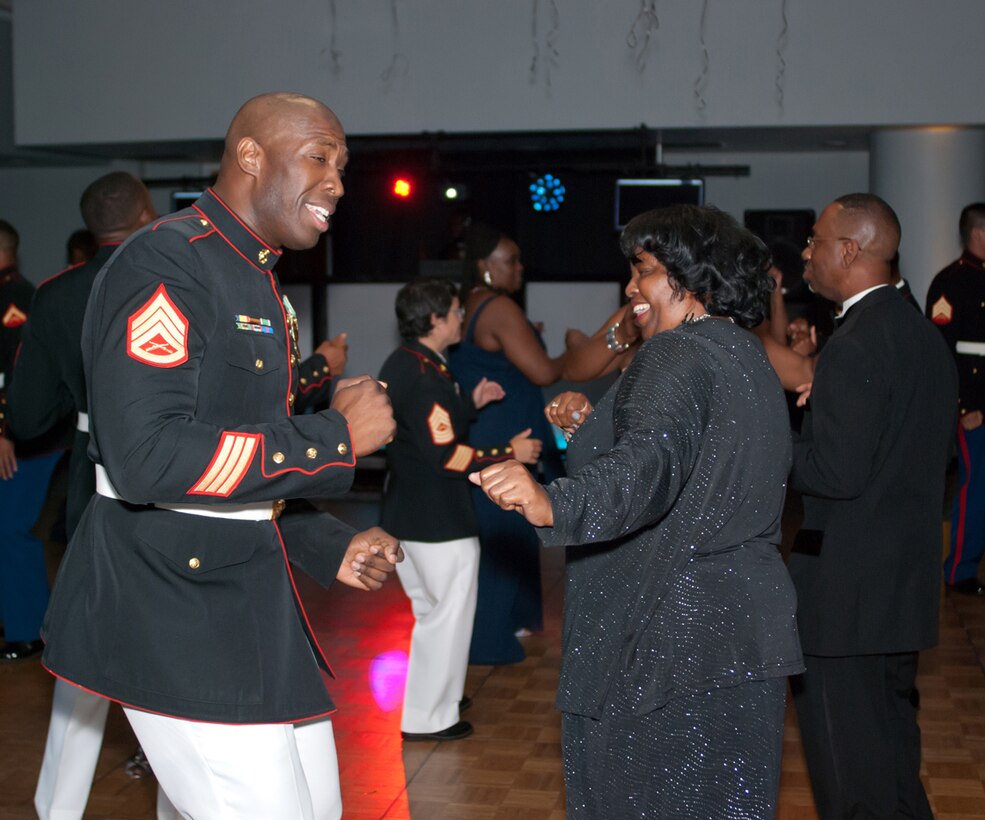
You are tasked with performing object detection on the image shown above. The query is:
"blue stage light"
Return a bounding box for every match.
[529,174,566,212]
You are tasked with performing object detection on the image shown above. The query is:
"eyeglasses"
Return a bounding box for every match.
[805,235,855,249]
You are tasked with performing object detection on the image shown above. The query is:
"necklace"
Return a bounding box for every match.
[684,312,735,325]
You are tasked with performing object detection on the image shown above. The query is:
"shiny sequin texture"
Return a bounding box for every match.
[540,319,803,816]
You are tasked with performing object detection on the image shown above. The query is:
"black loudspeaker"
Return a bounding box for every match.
[743,209,815,249]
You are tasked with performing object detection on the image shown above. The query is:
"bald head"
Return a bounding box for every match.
[832,193,901,263]
[213,92,347,251]
[219,92,342,177]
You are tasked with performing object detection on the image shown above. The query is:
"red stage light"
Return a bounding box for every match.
[392,178,412,198]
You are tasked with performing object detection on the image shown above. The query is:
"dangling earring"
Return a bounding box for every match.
[483,271,493,287]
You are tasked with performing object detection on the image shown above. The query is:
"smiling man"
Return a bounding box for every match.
[40,93,400,819]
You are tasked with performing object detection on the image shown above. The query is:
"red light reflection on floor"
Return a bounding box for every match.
[295,569,417,817]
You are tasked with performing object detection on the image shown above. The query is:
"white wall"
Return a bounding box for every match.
[12,1,985,145]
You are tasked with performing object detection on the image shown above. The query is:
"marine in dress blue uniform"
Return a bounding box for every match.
[0,221,70,662]
[926,204,985,592]
[380,293,530,738]
[40,93,399,820]
[7,172,177,820]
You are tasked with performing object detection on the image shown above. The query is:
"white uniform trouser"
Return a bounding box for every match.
[35,679,178,820]
[124,709,341,820]
[397,536,480,733]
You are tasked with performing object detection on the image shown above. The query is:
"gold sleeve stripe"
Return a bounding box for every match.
[189,431,261,496]
[444,444,474,472]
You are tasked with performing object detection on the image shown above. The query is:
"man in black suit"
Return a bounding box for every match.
[788,193,957,819]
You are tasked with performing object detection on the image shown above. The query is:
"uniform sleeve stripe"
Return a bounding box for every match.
[444,444,474,472]
[189,432,261,496]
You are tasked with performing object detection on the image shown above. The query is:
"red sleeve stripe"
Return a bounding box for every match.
[189,432,261,496]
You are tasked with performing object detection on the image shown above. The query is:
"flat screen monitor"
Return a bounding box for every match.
[614,178,704,231]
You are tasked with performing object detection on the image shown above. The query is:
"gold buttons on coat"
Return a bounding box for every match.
[188,557,201,569]
[255,358,264,370]
[337,442,348,456]
[288,394,295,406]
[306,447,318,459]
[272,451,285,464]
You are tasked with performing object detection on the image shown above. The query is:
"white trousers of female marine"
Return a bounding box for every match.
[124,709,341,820]
[397,536,480,733]
[35,679,178,820]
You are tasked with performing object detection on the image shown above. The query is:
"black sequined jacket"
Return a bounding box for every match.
[541,319,803,719]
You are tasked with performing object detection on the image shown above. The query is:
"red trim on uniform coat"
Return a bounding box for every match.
[272,522,336,679]
[298,374,331,395]
[951,424,972,585]
[41,666,337,724]
[205,189,282,258]
[188,228,217,244]
[152,213,203,232]
[37,260,86,289]
[189,206,270,273]
[267,273,294,415]
[258,424,356,478]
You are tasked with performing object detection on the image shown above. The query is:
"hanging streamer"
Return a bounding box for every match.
[380,0,409,84]
[626,0,660,74]
[529,0,540,83]
[528,0,561,92]
[693,0,709,110]
[323,0,342,76]
[775,0,789,108]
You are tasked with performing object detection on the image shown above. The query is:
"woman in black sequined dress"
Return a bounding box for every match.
[471,205,803,818]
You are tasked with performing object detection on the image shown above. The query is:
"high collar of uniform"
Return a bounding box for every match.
[404,340,453,379]
[193,189,283,273]
[959,250,985,271]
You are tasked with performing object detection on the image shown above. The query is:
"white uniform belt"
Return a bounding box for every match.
[94,463,277,521]
[77,411,89,432]
[956,341,985,357]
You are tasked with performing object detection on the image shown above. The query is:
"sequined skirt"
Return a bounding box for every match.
[562,677,786,819]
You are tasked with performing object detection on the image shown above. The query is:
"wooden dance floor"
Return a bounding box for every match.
[3,495,985,818]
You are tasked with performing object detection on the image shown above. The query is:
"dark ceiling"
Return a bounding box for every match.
[0,125,874,170]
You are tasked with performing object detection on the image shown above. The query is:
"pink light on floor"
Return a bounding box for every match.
[368,650,408,712]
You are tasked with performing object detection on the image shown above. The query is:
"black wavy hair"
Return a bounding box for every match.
[619,204,773,329]
[395,278,458,340]
[460,220,504,294]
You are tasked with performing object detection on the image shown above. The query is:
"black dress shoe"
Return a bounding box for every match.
[949,578,985,596]
[459,695,473,713]
[0,639,43,661]
[401,720,473,742]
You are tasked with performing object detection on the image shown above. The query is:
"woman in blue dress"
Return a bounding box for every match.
[450,223,568,664]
